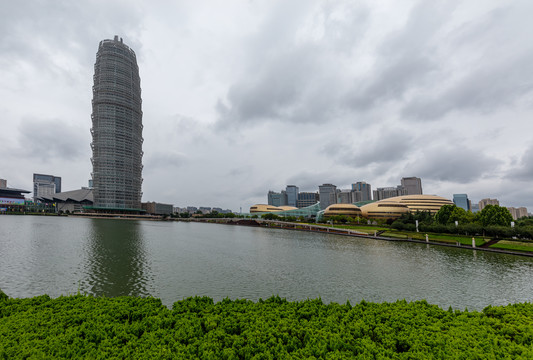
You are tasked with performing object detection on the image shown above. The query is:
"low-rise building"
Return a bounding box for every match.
[0,181,30,212]
[507,207,528,220]
[37,188,93,213]
[373,186,407,201]
[479,198,499,211]
[141,202,173,215]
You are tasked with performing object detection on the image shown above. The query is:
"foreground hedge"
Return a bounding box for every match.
[1,295,532,359]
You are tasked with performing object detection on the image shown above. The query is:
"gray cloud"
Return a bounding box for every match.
[406,147,497,183]
[0,1,144,82]
[348,131,414,168]
[506,145,533,181]
[144,152,188,172]
[346,1,453,111]
[402,2,533,120]
[216,1,370,128]
[17,118,86,162]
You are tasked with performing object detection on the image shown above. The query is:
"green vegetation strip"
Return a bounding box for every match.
[1,295,533,358]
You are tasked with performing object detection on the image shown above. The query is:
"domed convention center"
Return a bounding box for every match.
[323,204,362,218]
[278,206,298,211]
[249,204,283,213]
[383,195,453,214]
[360,201,410,220]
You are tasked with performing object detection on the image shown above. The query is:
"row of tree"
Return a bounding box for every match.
[391,204,533,238]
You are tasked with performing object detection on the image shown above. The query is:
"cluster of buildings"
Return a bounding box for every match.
[259,177,529,221]
[452,194,528,220]
[267,177,423,211]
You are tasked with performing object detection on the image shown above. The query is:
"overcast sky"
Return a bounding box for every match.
[1,0,533,212]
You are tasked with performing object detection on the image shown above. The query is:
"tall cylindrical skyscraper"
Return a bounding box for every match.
[91,36,143,211]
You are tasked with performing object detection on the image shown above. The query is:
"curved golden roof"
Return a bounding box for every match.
[381,194,453,214]
[324,203,362,217]
[278,206,298,211]
[360,201,410,219]
[249,204,283,213]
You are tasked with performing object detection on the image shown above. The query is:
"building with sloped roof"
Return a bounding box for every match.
[37,188,93,213]
[0,182,30,212]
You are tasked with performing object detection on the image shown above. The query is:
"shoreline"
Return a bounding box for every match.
[179,217,533,258]
[2,213,532,257]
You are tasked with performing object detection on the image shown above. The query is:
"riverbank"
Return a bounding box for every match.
[1,294,532,358]
[179,217,533,257]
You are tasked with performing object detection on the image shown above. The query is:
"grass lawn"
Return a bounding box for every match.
[490,241,533,253]
[297,222,533,253]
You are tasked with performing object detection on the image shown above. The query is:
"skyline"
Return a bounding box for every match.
[1,1,533,211]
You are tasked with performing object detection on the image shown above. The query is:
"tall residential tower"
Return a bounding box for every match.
[91,36,143,211]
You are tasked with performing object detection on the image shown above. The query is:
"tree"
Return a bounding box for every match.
[448,206,468,225]
[261,213,279,220]
[476,205,513,227]
[434,205,455,225]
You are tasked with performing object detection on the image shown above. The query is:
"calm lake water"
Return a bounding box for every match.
[1,215,532,310]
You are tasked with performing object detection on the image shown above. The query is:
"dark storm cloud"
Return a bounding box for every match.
[17,118,86,161]
[407,147,497,183]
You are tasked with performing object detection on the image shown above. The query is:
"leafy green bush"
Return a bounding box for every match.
[1,295,532,358]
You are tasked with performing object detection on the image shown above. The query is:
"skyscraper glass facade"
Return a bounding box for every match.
[286,185,299,207]
[91,36,143,210]
[453,194,471,211]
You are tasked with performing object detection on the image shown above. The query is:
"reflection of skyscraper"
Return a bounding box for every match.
[91,36,143,211]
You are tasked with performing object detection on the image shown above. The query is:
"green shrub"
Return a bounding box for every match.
[1,295,532,358]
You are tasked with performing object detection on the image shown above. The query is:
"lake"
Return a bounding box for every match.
[1,215,532,309]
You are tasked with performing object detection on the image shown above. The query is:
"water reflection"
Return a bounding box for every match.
[80,219,152,298]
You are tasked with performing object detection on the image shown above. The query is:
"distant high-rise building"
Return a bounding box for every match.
[453,194,471,211]
[318,183,337,210]
[507,207,528,220]
[352,181,372,201]
[286,185,299,207]
[479,198,499,211]
[373,186,407,201]
[401,177,423,195]
[0,179,7,189]
[91,36,143,211]
[297,192,319,208]
[267,190,287,207]
[33,173,61,201]
[337,190,353,204]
